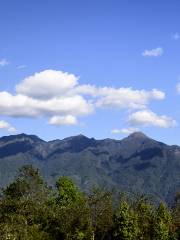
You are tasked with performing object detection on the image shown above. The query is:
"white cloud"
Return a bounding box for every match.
[128,110,176,128]
[74,85,165,109]
[142,47,163,57]
[17,65,27,69]
[74,84,97,96]
[0,69,168,127]
[94,87,165,109]
[0,92,93,118]
[16,69,78,99]
[172,33,180,40]
[0,59,9,66]
[111,127,139,134]
[0,120,16,133]
[49,115,77,126]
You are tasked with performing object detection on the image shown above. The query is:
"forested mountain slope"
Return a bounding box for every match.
[0,132,179,203]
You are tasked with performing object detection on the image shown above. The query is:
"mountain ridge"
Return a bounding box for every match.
[0,131,168,145]
[0,132,179,203]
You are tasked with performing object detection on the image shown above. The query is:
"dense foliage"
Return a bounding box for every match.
[0,165,179,240]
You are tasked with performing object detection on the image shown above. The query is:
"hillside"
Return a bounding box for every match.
[0,132,179,203]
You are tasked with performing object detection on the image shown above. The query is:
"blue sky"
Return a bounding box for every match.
[0,0,180,144]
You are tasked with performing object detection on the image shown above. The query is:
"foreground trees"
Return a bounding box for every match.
[0,165,179,240]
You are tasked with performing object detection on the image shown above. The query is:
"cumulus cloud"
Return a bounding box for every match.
[0,59,9,66]
[0,69,168,127]
[16,69,78,99]
[111,127,139,134]
[94,88,165,109]
[128,110,176,128]
[49,115,77,126]
[0,92,93,118]
[75,85,165,109]
[142,47,163,57]
[0,120,16,133]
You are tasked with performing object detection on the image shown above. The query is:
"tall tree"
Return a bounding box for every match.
[113,201,138,240]
[48,176,92,240]
[133,195,154,240]
[88,188,113,240]
[152,203,172,240]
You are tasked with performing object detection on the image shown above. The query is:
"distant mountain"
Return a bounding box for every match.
[0,132,179,203]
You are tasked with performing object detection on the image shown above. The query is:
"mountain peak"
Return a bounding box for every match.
[0,133,44,143]
[63,134,90,141]
[121,132,151,145]
[75,134,89,139]
[128,132,149,139]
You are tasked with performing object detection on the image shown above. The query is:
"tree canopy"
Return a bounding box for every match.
[0,165,179,240]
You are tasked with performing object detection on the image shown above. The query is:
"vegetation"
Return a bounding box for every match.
[0,165,179,240]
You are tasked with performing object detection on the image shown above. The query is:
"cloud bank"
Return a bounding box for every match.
[0,69,175,131]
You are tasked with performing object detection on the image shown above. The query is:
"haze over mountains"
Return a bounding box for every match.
[0,132,179,203]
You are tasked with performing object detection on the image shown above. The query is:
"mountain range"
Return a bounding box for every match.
[0,132,179,203]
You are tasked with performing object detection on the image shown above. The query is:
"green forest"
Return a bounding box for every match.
[0,165,179,240]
